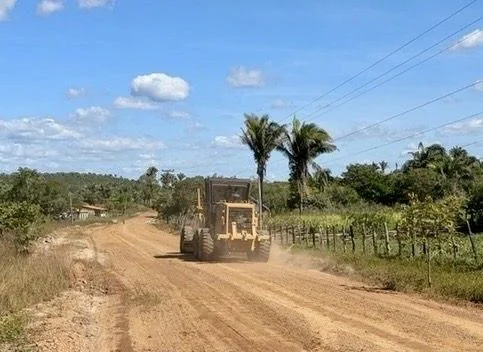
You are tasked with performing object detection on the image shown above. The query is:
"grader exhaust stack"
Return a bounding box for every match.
[179,177,271,262]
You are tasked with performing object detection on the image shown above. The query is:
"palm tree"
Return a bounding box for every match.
[277,116,336,214]
[429,146,481,192]
[379,161,389,173]
[241,114,285,227]
[404,142,447,171]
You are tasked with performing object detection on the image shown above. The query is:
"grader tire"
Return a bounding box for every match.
[200,229,214,261]
[258,241,271,263]
[248,241,271,262]
[193,232,200,259]
[180,226,194,253]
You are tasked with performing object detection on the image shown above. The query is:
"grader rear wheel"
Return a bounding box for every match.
[180,226,194,253]
[247,241,271,262]
[200,229,214,261]
[257,241,271,262]
[193,232,200,259]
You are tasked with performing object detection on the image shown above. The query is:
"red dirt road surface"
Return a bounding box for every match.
[86,213,483,352]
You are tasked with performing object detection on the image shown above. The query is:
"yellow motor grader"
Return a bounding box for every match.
[179,177,271,262]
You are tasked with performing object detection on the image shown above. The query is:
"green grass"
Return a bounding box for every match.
[290,246,483,303]
[0,314,27,345]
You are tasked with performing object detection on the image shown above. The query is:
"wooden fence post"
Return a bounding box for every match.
[311,227,316,248]
[304,222,309,248]
[332,226,336,252]
[349,225,356,253]
[384,222,390,256]
[361,223,367,254]
[342,226,347,253]
[285,226,289,245]
[372,228,378,256]
[395,224,402,257]
[466,220,479,264]
[292,225,295,244]
[280,225,284,245]
[326,226,330,250]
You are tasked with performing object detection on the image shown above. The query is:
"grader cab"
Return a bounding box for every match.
[179,177,271,262]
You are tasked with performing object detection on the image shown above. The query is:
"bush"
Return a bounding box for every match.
[0,202,44,253]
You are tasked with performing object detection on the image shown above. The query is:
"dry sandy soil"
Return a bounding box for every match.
[28,212,483,352]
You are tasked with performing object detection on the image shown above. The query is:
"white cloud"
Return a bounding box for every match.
[0,117,82,141]
[186,122,205,133]
[81,137,165,152]
[227,66,264,88]
[476,81,483,92]
[66,87,86,99]
[0,0,16,21]
[169,110,190,119]
[131,73,190,102]
[451,29,483,50]
[113,96,159,110]
[442,118,483,135]
[0,143,59,159]
[212,135,243,148]
[271,99,293,109]
[72,106,111,123]
[37,0,64,15]
[78,0,113,9]
[139,153,156,160]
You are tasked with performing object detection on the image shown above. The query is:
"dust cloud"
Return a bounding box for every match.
[268,243,355,275]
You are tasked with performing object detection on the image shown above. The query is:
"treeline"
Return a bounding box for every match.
[152,142,483,232]
[262,142,483,228]
[0,168,156,252]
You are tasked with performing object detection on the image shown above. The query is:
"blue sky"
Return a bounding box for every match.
[0,0,482,180]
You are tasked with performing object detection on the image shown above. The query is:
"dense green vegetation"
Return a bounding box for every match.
[0,168,152,252]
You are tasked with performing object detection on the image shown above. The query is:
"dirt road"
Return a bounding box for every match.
[85,213,483,352]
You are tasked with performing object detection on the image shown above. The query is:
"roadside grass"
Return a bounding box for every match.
[0,209,143,349]
[0,241,70,347]
[0,313,29,351]
[290,246,483,304]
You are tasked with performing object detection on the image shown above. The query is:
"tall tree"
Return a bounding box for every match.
[403,142,447,171]
[139,166,160,207]
[241,114,285,227]
[277,117,336,213]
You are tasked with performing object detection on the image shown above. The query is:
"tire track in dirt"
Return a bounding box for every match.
[214,264,483,351]
[100,223,321,351]
[90,213,483,352]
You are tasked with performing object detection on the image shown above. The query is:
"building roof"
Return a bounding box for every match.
[80,204,107,211]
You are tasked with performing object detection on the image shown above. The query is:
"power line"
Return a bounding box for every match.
[229,80,481,177]
[323,111,483,166]
[274,0,479,123]
[301,16,483,124]
[331,80,481,142]
[461,140,483,148]
[248,80,481,175]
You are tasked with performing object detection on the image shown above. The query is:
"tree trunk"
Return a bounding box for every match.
[298,179,303,215]
[257,169,264,231]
